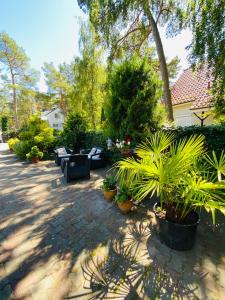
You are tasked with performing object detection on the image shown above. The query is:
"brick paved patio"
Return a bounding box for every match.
[0,146,225,299]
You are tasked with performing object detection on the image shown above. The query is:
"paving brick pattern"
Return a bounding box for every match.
[0,146,225,299]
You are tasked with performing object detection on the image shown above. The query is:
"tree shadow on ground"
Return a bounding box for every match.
[0,151,134,299]
[0,150,224,299]
[67,222,202,299]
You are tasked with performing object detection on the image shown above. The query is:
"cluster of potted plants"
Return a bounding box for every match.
[115,131,225,251]
[26,146,43,163]
[101,175,134,214]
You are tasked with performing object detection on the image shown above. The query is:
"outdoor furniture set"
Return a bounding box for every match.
[54,147,106,182]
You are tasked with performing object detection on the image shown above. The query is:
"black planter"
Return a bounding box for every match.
[153,203,200,251]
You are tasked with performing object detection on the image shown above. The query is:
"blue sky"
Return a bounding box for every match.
[0,0,192,91]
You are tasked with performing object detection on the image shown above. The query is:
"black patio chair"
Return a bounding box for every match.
[80,147,106,170]
[54,147,73,166]
[63,154,91,183]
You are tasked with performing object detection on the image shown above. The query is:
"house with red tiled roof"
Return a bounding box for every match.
[171,66,214,126]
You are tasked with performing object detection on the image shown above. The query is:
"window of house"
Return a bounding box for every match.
[53,123,58,128]
[54,113,59,119]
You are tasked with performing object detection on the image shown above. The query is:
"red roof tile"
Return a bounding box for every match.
[171,66,213,110]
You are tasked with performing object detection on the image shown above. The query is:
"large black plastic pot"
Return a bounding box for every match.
[153,203,200,251]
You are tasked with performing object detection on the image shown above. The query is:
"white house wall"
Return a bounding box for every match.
[173,103,214,127]
[173,103,193,127]
[41,108,64,130]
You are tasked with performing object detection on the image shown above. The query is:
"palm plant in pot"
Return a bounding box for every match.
[26,146,43,163]
[116,132,225,250]
[101,175,117,201]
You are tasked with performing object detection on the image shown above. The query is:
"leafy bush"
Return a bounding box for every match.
[13,141,32,160]
[14,115,55,159]
[105,55,163,141]
[62,112,88,152]
[19,115,54,151]
[26,146,43,160]
[165,125,225,155]
[8,138,20,151]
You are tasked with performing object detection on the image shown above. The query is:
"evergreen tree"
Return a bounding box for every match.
[106,56,163,140]
[0,32,39,128]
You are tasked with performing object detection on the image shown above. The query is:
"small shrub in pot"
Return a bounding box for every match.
[114,186,133,214]
[26,146,43,163]
[101,175,117,201]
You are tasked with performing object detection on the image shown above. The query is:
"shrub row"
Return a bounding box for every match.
[165,125,225,154]
[84,131,106,149]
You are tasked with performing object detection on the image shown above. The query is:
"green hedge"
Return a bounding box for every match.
[84,131,106,149]
[166,125,225,154]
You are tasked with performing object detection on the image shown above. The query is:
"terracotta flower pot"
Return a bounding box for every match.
[31,157,39,163]
[118,200,133,214]
[103,189,117,201]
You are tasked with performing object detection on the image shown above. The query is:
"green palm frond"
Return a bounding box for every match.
[170,134,205,165]
[183,174,225,223]
[204,151,225,181]
[135,131,175,157]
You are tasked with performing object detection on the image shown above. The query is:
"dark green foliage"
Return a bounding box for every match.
[84,131,106,149]
[13,141,31,160]
[105,147,122,165]
[165,125,225,155]
[189,0,225,117]
[1,116,8,132]
[62,112,88,152]
[105,56,162,140]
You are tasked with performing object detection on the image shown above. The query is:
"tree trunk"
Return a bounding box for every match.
[11,73,19,129]
[146,6,174,122]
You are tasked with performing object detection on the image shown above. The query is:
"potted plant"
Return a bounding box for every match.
[101,175,117,201]
[114,186,134,214]
[116,132,225,250]
[120,142,132,158]
[26,146,43,163]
